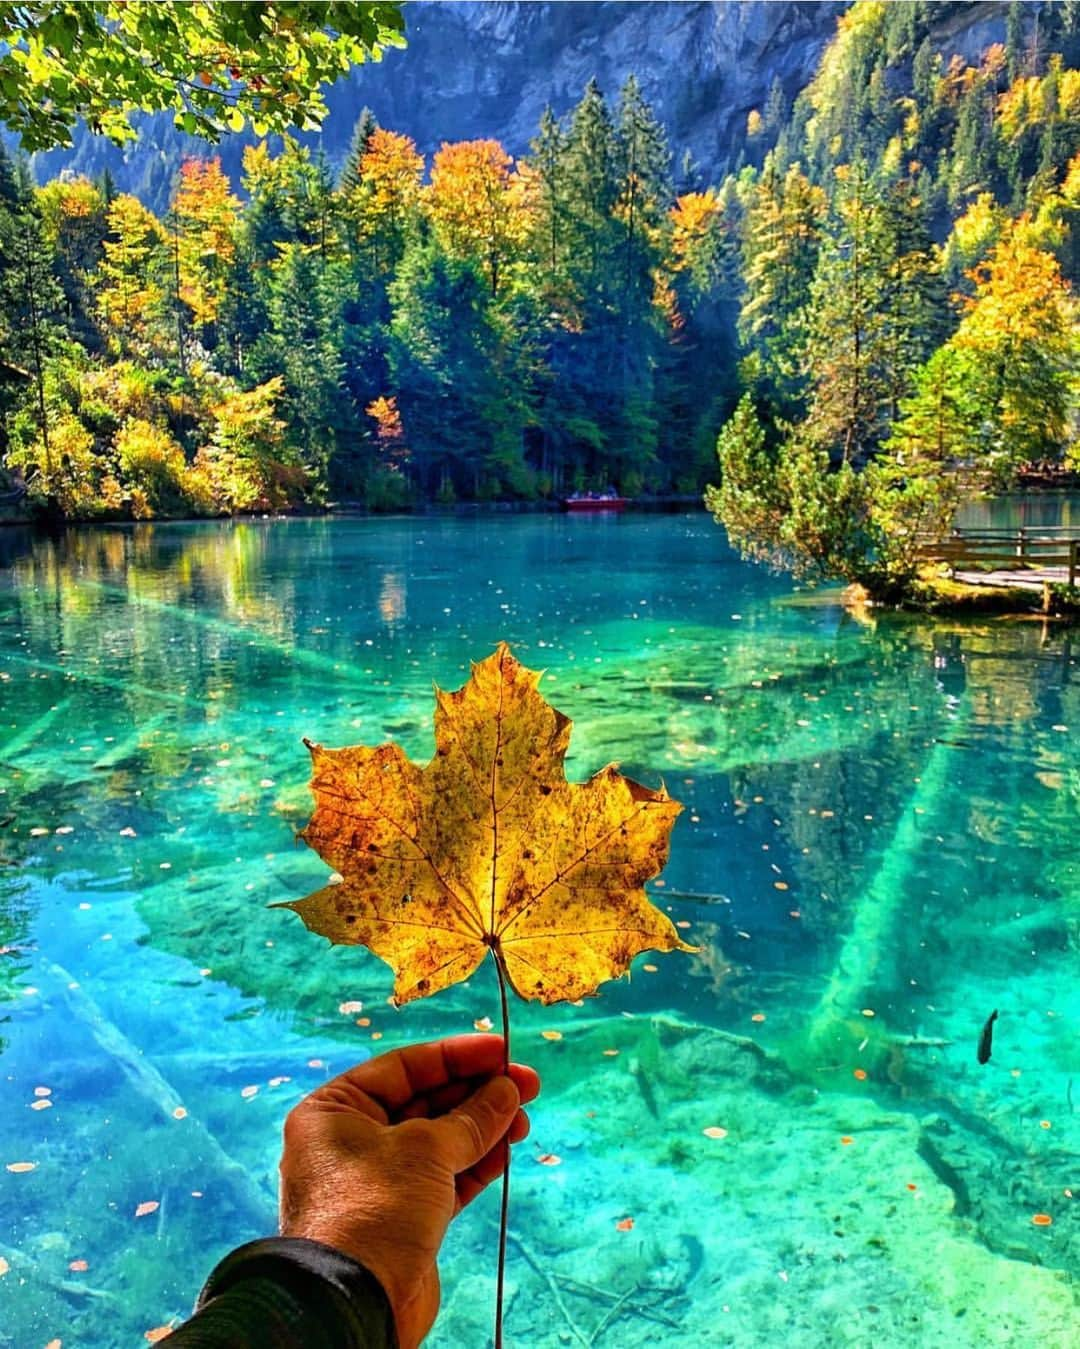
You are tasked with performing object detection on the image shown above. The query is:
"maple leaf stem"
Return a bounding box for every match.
[492,944,512,1349]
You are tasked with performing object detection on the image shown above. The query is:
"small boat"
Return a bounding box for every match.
[562,494,628,513]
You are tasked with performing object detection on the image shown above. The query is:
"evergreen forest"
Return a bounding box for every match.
[2,0,1080,551]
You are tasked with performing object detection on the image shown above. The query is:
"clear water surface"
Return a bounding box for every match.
[0,514,1076,1347]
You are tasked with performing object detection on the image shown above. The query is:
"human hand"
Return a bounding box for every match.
[279,1034,540,1348]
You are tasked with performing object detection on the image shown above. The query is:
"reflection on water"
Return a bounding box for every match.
[0,517,1076,1346]
[955,490,1080,530]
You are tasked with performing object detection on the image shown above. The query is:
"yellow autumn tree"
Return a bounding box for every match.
[171,157,241,330]
[951,225,1078,474]
[346,127,424,274]
[426,139,535,296]
[668,189,726,300]
[94,193,166,351]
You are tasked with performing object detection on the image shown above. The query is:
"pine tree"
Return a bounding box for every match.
[562,78,620,308]
[0,175,66,473]
[527,106,571,306]
[764,77,788,136]
[339,107,379,194]
[388,234,527,498]
[1007,1,1026,82]
[614,74,671,307]
[738,158,827,417]
[801,164,892,464]
[877,173,949,419]
[254,241,347,490]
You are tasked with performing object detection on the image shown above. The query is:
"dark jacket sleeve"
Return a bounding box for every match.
[167,1236,399,1349]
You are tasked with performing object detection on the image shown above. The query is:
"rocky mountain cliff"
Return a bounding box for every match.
[29,1,1015,210]
[31,1,845,207]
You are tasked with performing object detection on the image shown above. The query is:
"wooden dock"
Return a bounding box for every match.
[918,526,1080,591]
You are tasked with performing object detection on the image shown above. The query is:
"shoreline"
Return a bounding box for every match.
[0,495,705,531]
[842,578,1080,623]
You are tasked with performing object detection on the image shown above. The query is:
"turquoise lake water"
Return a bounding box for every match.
[0,513,1076,1347]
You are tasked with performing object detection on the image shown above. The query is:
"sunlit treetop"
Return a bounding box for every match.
[0,1,405,151]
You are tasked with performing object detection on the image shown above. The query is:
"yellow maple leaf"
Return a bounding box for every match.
[276,644,692,1005]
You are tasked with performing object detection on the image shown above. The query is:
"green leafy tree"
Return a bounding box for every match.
[94,192,168,354]
[0,2,404,151]
[951,227,1078,479]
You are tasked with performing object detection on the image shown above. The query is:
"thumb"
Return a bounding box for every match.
[435,1075,520,1172]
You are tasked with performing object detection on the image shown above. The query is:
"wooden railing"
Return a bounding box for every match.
[917,526,1080,586]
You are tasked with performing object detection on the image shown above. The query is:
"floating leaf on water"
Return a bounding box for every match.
[134,1201,159,1218]
[172,1107,187,1120]
[536,1153,561,1166]
[307,1059,324,1069]
[268,1076,291,1088]
[119,827,137,837]
[30,1099,51,1111]
[338,1000,363,1015]
[840,1136,854,1146]
[1031,1213,1053,1226]
[240,1085,258,1099]
[6,1161,36,1173]
[602,1048,619,1057]
[0,1256,8,1276]
[541,1030,563,1042]
[145,1328,174,1343]
[703,1127,728,1139]
[615,1217,634,1231]
[751,1013,766,1023]
[68,1259,88,1272]
[853,1069,867,1081]
[34,1087,51,1097]
[473,1016,493,1032]
[1039,1120,1051,1129]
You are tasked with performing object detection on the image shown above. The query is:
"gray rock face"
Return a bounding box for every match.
[361,1,845,172]
[28,1,1013,208]
[31,1,845,206]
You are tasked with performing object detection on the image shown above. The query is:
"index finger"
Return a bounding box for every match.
[325,1035,521,1113]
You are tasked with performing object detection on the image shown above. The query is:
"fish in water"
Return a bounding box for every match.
[977,1009,998,1064]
